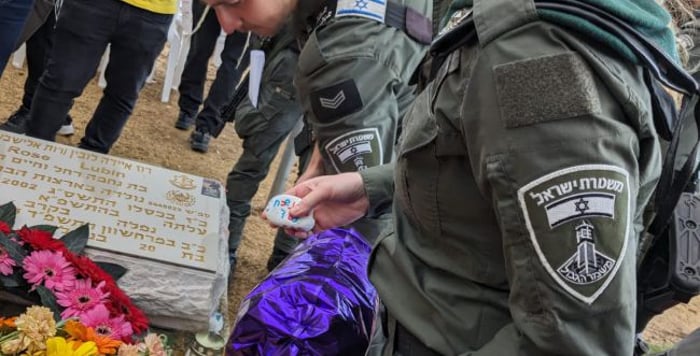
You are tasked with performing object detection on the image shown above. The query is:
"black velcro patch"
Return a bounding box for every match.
[406,7,433,45]
[310,79,363,123]
[494,52,601,128]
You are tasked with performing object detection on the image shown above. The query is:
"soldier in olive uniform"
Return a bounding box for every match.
[225,27,303,274]
[277,0,682,354]
[204,0,432,262]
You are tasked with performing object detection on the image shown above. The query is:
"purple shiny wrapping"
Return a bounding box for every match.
[227,228,378,356]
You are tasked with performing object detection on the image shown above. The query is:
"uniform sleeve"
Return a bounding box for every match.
[234,48,301,155]
[360,163,395,218]
[294,17,424,176]
[459,34,660,355]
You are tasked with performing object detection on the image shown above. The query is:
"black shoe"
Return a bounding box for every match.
[0,106,30,134]
[189,129,211,153]
[174,112,195,130]
[266,247,290,272]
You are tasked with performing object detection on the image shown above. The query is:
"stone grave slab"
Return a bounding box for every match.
[0,131,229,331]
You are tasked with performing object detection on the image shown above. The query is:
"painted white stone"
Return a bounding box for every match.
[264,194,315,231]
[0,131,228,331]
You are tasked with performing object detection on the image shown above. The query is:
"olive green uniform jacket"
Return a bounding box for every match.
[225,30,302,254]
[360,0,665,354]
[293,0,430,242]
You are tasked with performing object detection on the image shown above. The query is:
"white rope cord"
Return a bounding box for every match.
[54,0,64,20]
[184,5,211,36]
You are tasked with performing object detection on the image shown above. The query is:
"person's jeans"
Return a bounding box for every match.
[26,0,172,153]
[0,0,35,76]
[178,1,248,133]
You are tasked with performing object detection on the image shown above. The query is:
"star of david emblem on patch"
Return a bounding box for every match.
[355,0,368,9]
[574,198,590,214]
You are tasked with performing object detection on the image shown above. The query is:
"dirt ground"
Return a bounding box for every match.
[1,49,699,350]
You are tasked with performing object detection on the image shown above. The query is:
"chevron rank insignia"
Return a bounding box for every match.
[310,79,363,123]
[517,165,630,304]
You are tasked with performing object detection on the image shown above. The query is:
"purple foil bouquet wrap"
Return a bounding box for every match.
[227,228,378,355]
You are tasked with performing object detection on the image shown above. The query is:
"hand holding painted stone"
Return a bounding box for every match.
[264,194,316,232]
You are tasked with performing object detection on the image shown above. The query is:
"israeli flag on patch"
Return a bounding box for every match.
[335,0,387,23]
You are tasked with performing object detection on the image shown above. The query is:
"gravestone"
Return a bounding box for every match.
[0,131,229,331]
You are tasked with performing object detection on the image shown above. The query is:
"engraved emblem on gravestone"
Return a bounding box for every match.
[170,175,196,190]
[201,179,221,198]
[166,190,196,207]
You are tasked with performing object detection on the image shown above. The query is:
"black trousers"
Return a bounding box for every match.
[26,0,172,153]
[177,1,248,134]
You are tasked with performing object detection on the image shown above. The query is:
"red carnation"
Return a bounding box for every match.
[18,226,64,251]
[108,288,149,333]
[66,254,112,283]
[0,221,10,234]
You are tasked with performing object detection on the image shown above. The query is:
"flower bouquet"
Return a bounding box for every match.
[0,306,170,356]
[0,201,148,348]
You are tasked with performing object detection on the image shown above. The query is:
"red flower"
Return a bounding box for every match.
[18,226,64,251]
[0,221,10,234]
[107,288,149,334]
[66,254,112,282]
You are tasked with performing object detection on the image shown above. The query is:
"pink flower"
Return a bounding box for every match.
[22,250,76,291]
[56,279,110,319]
[0,246,16,276]
[80,304,133,340]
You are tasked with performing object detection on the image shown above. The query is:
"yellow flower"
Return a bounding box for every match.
[15,306,57,353]
[46,337,97,356]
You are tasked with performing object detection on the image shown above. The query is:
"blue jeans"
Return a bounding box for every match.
[0,0,35,76]
[26,0,172,153]
[177,1,248,134]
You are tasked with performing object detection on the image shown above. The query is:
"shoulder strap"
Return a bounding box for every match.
[472,0,537,47]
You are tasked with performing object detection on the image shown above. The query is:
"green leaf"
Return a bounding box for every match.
[36,286,61,321]
[0,202,16,227]
[0,235,26,264]
[96,262,128,281]
[30,224,58,235]
[0,274,20,288]
[60,224,90,254]
[0,268,26,289]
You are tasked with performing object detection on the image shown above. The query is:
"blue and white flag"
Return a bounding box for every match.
[336,0,387,23]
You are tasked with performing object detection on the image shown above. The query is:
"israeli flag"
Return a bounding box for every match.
[545,193,615,228]
[336,0,387,23]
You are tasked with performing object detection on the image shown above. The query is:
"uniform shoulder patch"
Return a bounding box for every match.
[517,165,630,304]
[335,0,387,23]
[494,52,601,129]
[310,79,363,123]
[324,128,383,173]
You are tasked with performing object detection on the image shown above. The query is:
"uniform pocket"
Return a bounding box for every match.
[395,91,439,233]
